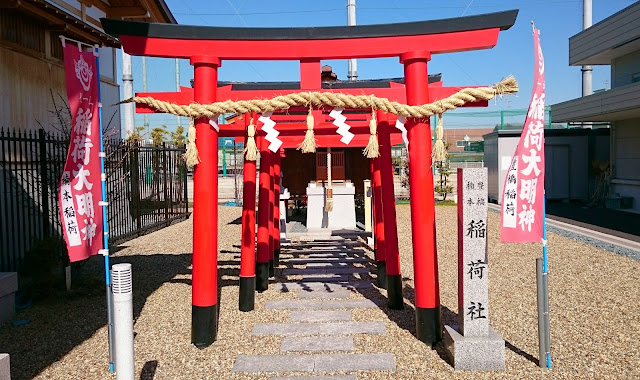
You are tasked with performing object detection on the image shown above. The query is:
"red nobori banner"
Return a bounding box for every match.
[59,43,103,261]
[501,27,545,243]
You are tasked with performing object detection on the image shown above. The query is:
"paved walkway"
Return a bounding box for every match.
[232,239,396,379]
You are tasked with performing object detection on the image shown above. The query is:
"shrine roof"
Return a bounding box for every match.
[101,10,517,41]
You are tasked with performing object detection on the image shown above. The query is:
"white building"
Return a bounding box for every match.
[0,0,175,136]
[552,2,640,212]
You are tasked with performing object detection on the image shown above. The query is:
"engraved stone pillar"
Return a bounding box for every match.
[444,168,505,370]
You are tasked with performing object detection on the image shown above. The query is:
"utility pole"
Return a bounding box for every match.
[582,0,592,97]
[122,51,135,137]
[582,0,593,129]
[347,0,358,81]
[175,59,181,129]
[142,56,149,137]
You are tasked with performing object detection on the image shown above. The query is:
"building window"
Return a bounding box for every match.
[0,9,46,55]
[456,140,465,147]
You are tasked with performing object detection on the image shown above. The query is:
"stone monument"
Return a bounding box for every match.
[444,168,505,370]
[306,181,356,230]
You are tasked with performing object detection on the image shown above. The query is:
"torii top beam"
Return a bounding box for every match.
[101,10,517,60]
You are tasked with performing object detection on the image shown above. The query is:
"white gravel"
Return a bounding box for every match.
[0,204,638,379]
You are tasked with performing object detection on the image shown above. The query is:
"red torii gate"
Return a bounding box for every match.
[102,9,517,349]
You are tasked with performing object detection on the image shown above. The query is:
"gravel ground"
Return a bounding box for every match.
[1,205,639,379]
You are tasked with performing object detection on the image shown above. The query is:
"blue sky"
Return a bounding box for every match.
[117,0,636,132]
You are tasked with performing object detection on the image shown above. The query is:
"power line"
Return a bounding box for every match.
[173,1,598,17]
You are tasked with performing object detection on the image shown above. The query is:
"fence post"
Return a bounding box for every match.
[130,142,141,231]
[163,142,169,222]
[183,157,189,213]
[38,129,50,238]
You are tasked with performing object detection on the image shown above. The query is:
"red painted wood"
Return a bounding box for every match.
[371,157,385,263]
[257,138,271,265]
[119,28,500,59]
[268,150,275,262]
[240,118,257,278]
[403,53,441,310]
[273,152,281,253]
[378,113,401,276]
[191,59,219,307]
[300,60,321,89]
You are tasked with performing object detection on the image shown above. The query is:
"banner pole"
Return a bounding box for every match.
[542,190,551,369]
[94,45,115,373]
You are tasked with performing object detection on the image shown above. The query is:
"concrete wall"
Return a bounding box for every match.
[611,118,640,212]
[485,130,610,204]
[612,50,640,88]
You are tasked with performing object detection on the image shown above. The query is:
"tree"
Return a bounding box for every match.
[434,141,453,201]
[434,158,453,201]
[170,125,187,147]
[150,125,168,146]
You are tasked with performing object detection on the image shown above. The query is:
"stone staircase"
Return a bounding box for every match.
[232,239,396,378]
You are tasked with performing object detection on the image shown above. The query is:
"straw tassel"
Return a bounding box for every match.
[183,118,201,167]
[244,119,260,161]
[432,114,447,162]
[363,110,380,158]
[298,107,316,153]
[325,188,334,212]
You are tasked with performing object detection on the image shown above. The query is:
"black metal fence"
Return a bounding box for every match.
[0,129,190,272]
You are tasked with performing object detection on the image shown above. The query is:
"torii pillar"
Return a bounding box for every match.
[239,115,257,312]
[402,51,442,345]
[378,112,403,309]
[371,158,386,289]
[273,152,282,264]
[256,137,272,291]
[190,56,220,347]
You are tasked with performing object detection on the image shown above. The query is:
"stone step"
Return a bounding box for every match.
[266,299,378,310]
[305,262,360,268]
[289,310,352,322]
[252,321,386,336]
[276,281,372,292]
[296,290,352,299]
[283,268,371,276]
[232,353,395,373]
[287,257,369,264]
[298,275,352,283]
[281,336,354,352]
[285,250,361,256]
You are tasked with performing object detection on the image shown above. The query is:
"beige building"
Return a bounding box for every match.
[552,2,640,212]
[0,0,175,136]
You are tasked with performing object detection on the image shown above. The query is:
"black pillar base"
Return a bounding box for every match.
[256,262,269,292]
[268,259,275,278]
[416,305,443,346]
[274,249,280,265]
[376,261,387,289]
[386,274,404,310]
[239,276,255,312]
[192,304,218,348]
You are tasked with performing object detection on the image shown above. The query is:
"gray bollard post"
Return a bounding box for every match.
[112,263,135,379]
[536,258,548,368]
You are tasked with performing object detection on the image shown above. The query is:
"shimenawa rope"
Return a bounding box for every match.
[132,76,518,166]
